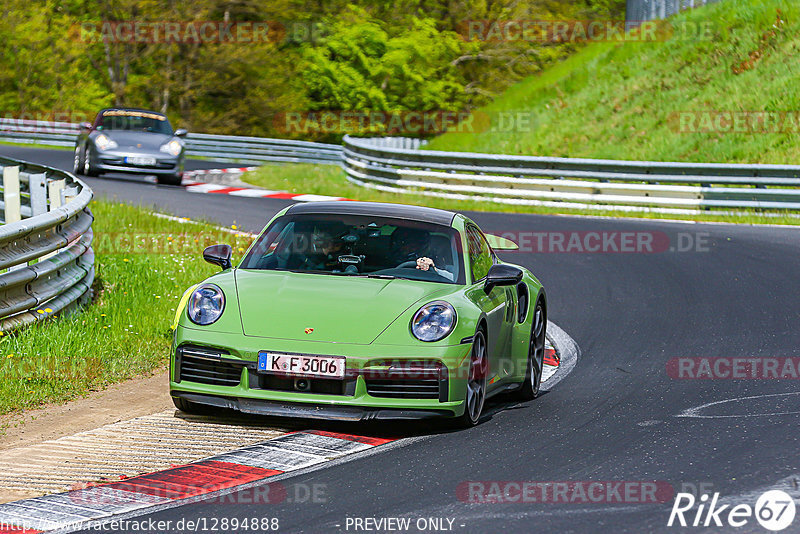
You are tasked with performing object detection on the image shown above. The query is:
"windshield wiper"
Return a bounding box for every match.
[283,269,406,280]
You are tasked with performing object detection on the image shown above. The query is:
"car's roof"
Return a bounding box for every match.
[286,201,457,226]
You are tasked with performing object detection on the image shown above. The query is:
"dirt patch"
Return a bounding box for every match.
[0,370,172,451]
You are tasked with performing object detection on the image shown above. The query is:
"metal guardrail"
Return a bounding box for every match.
[5,119,800,213]
[342,136,800,212]
[0,156,94,331]
[626,0,722,27]
[0,119,342,166]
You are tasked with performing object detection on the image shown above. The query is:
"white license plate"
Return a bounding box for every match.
[258,352,345,379]
[125,156,157,166]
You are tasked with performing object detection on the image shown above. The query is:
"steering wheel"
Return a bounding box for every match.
[396,260,417,269]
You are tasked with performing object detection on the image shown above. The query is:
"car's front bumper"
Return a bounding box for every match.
[91,149,183,176]
[172,391,454,421]
[169,327,473,420]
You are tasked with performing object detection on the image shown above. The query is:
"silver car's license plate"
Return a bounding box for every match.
[125,156,157,166]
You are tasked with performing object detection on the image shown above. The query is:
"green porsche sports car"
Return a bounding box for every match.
[170,202,547,426]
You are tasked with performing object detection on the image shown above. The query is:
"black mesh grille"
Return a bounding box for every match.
[179,354,242,387]
[365,378,441,399]
[363,361,446,400]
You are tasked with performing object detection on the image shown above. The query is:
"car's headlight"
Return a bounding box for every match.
[94,134,118,151]
[160,139,183,156]
[411,301,456,342]
[187,284,225,325]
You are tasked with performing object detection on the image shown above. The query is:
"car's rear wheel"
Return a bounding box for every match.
[455,329,488,427]
[514,299,546,401]
[172,395,215,415]
[157,172,183,186]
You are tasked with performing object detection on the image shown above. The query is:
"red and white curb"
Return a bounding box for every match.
[541,337,559,383]
[181,167,350,202]
[0,430,393,533]
[182,167,257,180]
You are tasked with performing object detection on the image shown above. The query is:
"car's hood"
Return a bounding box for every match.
[234,269,447,344]
[99,131,172,150]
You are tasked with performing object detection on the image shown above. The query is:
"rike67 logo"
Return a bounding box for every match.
[668,490,796,531]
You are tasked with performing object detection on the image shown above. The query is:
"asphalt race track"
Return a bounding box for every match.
[4,145,800,533]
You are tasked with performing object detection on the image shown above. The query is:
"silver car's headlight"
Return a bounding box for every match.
[187,284,225,325]
[94,134,118,151]
[160,139,182,156]
[411,301,456,342]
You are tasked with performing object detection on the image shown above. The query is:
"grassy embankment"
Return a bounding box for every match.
[244,0,800,225]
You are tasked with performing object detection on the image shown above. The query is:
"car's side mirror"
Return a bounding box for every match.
[79,122,93,131]
[484,264,523,292]
[203,244,232,270]
[174,128,188,137]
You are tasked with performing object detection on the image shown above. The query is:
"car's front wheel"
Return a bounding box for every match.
[514,298,546,401]
[82,148,100,177]
[72,145,84,175]
[455,329,488,427]
[172,395,215,415]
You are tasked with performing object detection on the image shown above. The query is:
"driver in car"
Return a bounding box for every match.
[307,230,346,271]
[390,227,454,281]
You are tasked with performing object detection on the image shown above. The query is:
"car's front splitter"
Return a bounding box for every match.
[94,161,181,176]
[172,391,455,421]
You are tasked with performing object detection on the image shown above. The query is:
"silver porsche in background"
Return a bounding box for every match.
[73,108,187,185]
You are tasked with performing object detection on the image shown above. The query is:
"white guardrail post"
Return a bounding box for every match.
[0,156,94,331]
[3,166,20,224]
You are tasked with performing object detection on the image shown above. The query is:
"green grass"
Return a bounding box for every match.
[0,200,252,415]
[428,0,800,164]
[0,140,72,151]
[242,163,800,225]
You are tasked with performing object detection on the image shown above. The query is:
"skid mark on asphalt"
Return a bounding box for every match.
[0,411,288,501]
[676,391,800,419]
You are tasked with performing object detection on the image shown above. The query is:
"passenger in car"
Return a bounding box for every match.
[390,227,455,281]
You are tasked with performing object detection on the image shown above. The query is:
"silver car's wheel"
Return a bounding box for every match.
[82,148,100,177]
[72,146,83,174]
[458,330,487,427]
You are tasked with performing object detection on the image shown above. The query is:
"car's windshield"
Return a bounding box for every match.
[96,110,173,135]
[240,214,465,284]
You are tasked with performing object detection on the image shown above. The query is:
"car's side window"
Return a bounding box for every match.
[466,225,493,283]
